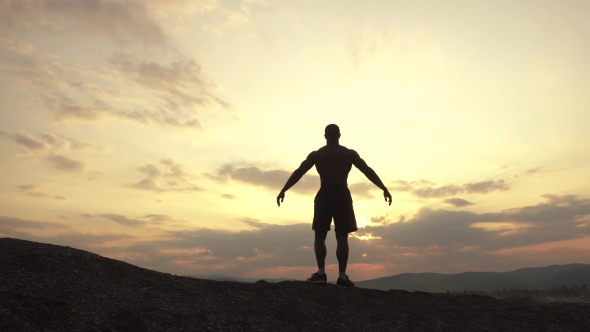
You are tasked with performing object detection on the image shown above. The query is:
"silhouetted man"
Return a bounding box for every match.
[277,124,392,288]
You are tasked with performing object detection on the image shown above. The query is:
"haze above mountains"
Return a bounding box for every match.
[188,264,590,293]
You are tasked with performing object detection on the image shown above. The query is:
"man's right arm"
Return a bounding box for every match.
[351,150,392,205]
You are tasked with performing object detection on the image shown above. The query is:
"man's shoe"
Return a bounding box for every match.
[306,272,327,284]
[336,275,355,288]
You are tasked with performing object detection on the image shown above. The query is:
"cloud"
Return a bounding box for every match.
[348,29,390,68]
[208,163,319,195]
[209,163,386,199]
[46,154,85,173]
[369,214,405,226]
[390,179,510,198]
[0,0,169,47]
[13,133,46,150]
[360,194,590,250]
[3,193,590,279]
[513,167,556,178]
[463,180,510,194]
[17,184,40,191]
[0,215,70,231]
[225,8,249,27]
[87,170,104,181]
[146,0,218,15]
[8,131,107,152]
[96,194,590,278]
[0,37,229,130]
[97,214,148,228]
[221,194,237,200]
[16,183,66,200]
[141,214,175,223]
[443,198,475,207]
[161,158,190,178]
[199,1,258,35]
[0,215,134,248]
[110,52,232,112]
[127,159,203,193]
[0,37,69,91]
[240,218,273,229]
[100,213,187,227]
[349,182,379,199]
[389,179,434,192]
[51,95,202,129]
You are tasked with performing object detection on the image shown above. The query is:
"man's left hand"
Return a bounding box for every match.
[277,191,285,207]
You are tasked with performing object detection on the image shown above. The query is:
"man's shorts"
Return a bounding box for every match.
[312,184,358,233]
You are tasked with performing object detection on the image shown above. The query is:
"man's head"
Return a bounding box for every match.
[324,124,340,142]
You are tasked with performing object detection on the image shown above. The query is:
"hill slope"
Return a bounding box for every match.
[186,274,298,284]
[356,264,590,292]
[1,237,590,332]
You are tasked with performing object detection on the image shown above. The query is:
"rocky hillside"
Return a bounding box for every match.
[1,237,589,331]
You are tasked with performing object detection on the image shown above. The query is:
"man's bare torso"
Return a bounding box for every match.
[313,145,354,187]
[276,136,391,207]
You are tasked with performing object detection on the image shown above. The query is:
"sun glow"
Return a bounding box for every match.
[350,233,382,241]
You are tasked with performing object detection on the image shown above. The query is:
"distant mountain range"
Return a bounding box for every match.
[357,264,590,292]
[187,264,590,293]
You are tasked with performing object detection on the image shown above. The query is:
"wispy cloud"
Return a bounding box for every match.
[209,162,387,199]
[349,182,379,199]
[443,198,474,207]
[127,159,203,193]
[0,0,168,47]
[207,163,320,194]
[0,37,231,130]
[13,133,45,150]
[0,215,134,248]
[0,215,70,231]
[16,183,67,201]
[51,95,203,128]
[8,131,107,153]
[347,29,390,68]
[208,163,318,195]
[513,167,556,178]
[46,154,85,173]
[110,52,232,112]
[97,214,148,228]
[390,179,510,198]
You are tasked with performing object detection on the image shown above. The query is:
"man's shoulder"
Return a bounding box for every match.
[344,146,358,155]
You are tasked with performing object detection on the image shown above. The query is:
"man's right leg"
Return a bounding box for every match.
[335,231,349,273]
[335,231,354,288]
[314,230,328,270]
[307,230,329,284]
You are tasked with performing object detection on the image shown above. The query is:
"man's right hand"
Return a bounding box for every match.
[383,190,392,206]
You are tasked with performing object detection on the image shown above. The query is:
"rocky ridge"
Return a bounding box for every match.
[1,237,589,331]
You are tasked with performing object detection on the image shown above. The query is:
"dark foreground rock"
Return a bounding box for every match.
[1,237,589,332]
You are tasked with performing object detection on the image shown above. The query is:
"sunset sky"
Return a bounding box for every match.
[1,0,590,281]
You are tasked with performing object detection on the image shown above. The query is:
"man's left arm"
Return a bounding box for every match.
[277,151,316,207]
